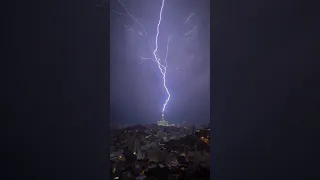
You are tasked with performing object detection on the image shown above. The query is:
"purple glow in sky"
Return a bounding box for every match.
[110,0,210,125]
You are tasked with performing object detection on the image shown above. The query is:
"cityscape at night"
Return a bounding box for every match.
[110,122,210,180]
[110,0,210,179]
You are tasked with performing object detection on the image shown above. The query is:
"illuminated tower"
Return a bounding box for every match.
[158,114,168,126]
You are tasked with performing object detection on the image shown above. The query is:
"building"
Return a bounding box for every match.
[132,135,144,160]
[191,125,196,135]
[158,114,169,126]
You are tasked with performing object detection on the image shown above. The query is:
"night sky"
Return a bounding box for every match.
[110,0,210,126]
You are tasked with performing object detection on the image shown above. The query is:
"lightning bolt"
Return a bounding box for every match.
[111,9,128,16]
[185,26,197,40]
[185,26,196,36]
[184,13,195,24]
[152,0,171,116]
[111,0,176,117]
[113,0,147,35]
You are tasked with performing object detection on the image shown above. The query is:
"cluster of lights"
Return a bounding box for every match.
[200,136,209,144]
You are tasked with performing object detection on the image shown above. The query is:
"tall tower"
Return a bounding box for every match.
[158,114,168,126]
